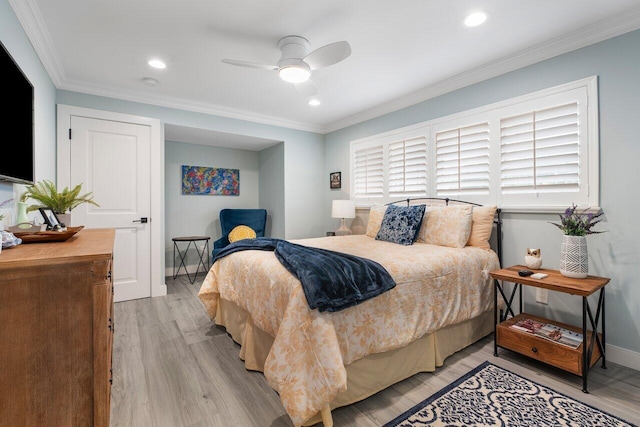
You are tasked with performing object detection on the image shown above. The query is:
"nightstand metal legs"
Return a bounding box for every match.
[172,236,211,284]
[582,288,607,393]
[494,279,522,357]
[498,282,521,321]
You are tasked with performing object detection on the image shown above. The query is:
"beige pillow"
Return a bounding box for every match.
[418,205,473,248]
[467,205,497,250]
[365,205,388,237]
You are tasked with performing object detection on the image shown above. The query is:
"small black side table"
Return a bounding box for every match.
[172,236,210,284]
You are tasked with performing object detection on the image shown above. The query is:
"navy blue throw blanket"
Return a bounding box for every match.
[213,237,396,312]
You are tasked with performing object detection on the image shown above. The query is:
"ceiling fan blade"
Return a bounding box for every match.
[304,41,351,70]
[221,59,278,71]
[295,79,317,97]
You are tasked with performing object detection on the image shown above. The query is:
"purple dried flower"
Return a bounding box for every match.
[549,204,605,236]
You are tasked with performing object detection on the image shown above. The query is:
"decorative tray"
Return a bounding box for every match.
[13,226,85,243]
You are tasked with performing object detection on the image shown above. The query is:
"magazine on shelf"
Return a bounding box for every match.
[510,318,545,334]
[510,318,583,349]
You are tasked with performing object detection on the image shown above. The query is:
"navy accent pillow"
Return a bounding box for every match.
[375,204,426,245]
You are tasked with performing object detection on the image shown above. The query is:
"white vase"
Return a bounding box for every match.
[559,235,588,278]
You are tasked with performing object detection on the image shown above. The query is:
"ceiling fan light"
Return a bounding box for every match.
[279,65,310,83]
[147,59,166,69]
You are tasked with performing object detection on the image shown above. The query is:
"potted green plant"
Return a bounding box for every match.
[20,180,99,226]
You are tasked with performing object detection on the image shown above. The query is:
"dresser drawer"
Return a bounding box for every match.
[496,321,600,376]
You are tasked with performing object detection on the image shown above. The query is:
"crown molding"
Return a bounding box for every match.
[9,0,65,86]
[11,0,640,135]
[322,6,640,134]
[57,79,325,134]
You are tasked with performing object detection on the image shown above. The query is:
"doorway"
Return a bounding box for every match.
[57,104,165,301]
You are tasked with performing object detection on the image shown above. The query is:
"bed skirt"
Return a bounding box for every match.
[214,299,494,426]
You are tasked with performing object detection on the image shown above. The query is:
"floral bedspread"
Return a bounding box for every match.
[198,235,499,426]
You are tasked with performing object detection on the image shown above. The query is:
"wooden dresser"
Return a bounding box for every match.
[0,228,115,427]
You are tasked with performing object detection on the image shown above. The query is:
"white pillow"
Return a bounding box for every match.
[417,205,473,248]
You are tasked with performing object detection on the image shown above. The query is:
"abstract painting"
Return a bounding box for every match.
[181,165,239,196]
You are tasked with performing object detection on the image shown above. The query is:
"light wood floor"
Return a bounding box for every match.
[110,275,640,426]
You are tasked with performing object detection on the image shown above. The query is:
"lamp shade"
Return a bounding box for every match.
[332,200,356,219]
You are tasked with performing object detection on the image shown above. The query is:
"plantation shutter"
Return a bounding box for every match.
[388,137,428,198]
[350,78,595,209]
[435,122,490,196]
[353,144,384,200]
[500,102,580,194]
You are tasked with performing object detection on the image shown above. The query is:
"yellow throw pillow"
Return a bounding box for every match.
[365,205,388,237]
[228,225,257,243]
[467,205,497,250]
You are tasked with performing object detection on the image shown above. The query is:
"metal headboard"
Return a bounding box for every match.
[385,197,503,266]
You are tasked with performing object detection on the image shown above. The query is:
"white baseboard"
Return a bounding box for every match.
[606,343,640,371]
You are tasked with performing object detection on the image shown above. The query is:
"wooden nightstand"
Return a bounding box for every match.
[490,265,610,393]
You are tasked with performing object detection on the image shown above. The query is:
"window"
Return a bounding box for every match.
[388,137,428,198]
[350,77,599,211]
[353,144,384,200]
[435,122,490,197]
[500,104,580,194]
[351,127,429,203]
[497,88,590,209]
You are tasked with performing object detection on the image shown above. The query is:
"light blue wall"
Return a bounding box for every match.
[259,143,286,239]
[283,134,326,239]
[55,91,326,241]
[0,0,56,222]
[165,141,263,273]
[325,30,640,357]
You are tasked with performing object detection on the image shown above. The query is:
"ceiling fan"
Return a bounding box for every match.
[222,35,351,98]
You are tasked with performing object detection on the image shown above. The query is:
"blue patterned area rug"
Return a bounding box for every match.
[383,361,636,427]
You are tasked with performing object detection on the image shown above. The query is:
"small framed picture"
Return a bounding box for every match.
[39,208,62,228]
[330,171,341,189]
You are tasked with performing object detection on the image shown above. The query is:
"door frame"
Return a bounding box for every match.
[56,104,166,298]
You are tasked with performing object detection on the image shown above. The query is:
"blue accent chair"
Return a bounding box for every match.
[212,208,267,259]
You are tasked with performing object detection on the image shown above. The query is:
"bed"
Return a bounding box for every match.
[198,199,501,426]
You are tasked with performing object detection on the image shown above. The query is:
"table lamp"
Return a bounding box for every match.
[332,200,356,236]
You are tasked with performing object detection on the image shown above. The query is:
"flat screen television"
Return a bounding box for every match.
[0,41,34,185]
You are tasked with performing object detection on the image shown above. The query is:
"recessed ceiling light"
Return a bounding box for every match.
[141,77,159,86]
[148,59,166,69]
[308,98,320,106]
[464,11,488,27]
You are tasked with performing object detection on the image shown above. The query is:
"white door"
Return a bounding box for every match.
[68,116,152,302]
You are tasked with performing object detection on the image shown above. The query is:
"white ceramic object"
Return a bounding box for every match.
[524,255,543,270]
[559,235,588,278]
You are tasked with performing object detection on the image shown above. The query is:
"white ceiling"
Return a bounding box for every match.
[11,0,640,139]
